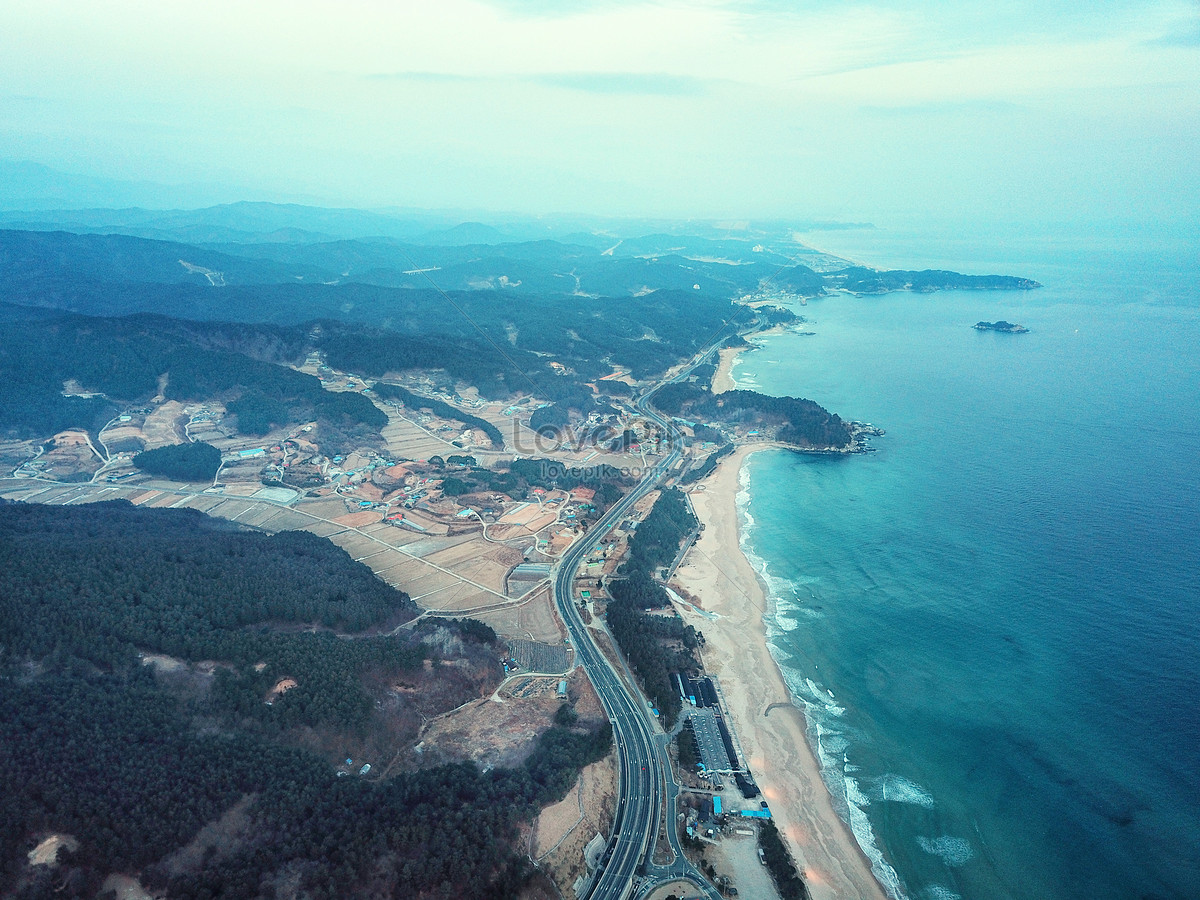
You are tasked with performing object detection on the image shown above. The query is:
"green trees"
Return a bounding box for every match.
[440,476,471,496]
[530,403,571,435]
[652,385,852,449]
[445,617,498,645]
[676,728,699,770]
[226,390,289,434]
[0,501,421,731]
[603,488,701,726]
[758,819,811,900]
[626,487,697,573]
[0,500,612,898]
[133,441,222,481]
[0,314,385,443]
[370,383,504,448]
[831,266,1039,293]
[605,596,693,726]
[680,444,733,485]
[0,672,610,898]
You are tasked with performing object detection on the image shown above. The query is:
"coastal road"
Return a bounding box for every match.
[553,451,678,899]
[552,342,728,900]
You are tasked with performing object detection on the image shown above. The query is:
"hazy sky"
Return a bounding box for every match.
[1,0,1197,228]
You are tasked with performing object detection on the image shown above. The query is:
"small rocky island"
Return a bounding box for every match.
[974,320,1029,333]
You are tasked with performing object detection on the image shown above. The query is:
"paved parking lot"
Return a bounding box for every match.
[688,708,734,774]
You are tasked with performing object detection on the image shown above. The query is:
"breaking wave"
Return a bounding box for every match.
[921,887,963,900]
[870,774,937,808]
[917,835,975,867]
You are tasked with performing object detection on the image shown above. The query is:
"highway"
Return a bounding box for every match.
[552,344,726,900]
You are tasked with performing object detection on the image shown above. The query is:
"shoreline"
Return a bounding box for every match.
[712,322,789,394]
[711,346,745,394]
[672,445,890,900]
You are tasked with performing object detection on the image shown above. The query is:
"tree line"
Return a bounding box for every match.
[1,671,610,899]
[624,487,697,574]
[758,819,811,900]
[369,382,504,448]
[603,488,702,726]
[680,443,734,485]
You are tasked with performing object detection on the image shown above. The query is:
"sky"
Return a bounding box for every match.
[0,0,1197,230]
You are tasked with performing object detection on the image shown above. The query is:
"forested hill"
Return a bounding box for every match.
[0,228,330,285]
[0,499,611,899]
[0,273,747,382]
[0,226,1040,432]
[0,500,419,702]
[0,312,385,450]
[0,305,721,449]
[0,223,1041,300]
[0,230,755,394]
[0,225,1041,448]
[652,383,853,449]
[828,266,1041,293]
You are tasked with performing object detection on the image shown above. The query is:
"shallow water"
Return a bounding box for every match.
[733,234,1200,900]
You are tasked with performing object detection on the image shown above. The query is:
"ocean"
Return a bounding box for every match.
[730,226,1200,900]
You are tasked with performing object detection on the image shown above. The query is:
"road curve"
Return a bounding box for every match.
[551,345,726,900]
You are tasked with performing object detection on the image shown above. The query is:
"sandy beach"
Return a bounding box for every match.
[711,346,744,393]
[672,446,889,900]
[713,323,789,394]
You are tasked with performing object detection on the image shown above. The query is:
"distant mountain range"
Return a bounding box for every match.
[0,216,1039,454]
[0,159,877,245]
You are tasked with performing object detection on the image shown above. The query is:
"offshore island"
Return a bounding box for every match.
[0,211,1036,900]
[973,320,1030,333]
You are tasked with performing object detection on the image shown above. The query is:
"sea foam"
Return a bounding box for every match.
[917,835,975,867]
[871,774,937,808]
[742,452,910,899]
[921,886,963,900]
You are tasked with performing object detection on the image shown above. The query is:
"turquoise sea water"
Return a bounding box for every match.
[731,230,1199,900]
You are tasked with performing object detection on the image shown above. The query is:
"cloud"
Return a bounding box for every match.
[475,0,631,18]
[859,98,1022,117]
[1146,20,1200,47]
[367,70,711,96]
[366,71,477,84]
[527,72,709,95]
